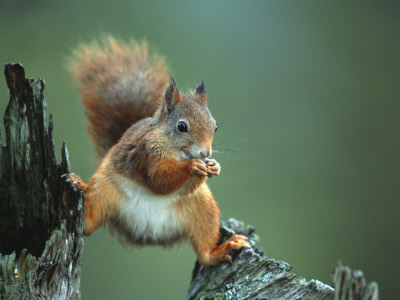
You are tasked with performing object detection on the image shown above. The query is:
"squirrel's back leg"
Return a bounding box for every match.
[181,186,251,266]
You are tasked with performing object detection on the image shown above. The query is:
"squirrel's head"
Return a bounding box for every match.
[156,77,217,161]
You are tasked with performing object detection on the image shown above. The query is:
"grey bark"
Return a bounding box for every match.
[185,220,380,300]
[0,63,379,300]
[0,63,83,299]
[328,261,379,300]
[185,219,334,300]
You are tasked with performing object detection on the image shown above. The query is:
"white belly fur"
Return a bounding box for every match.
[111,176,185,245]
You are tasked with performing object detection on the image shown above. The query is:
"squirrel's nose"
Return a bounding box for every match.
[200,149,211,159]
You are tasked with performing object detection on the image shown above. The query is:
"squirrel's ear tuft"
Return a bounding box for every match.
[195,77,207,103]
[164,75,181,112]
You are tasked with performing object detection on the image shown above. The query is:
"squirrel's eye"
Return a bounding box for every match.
[177,121,188,133]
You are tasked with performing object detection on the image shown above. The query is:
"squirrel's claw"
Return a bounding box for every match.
[224,254,233,264]
[63,172,80,179]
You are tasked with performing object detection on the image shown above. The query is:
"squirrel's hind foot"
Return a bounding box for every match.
[199,234,251,266]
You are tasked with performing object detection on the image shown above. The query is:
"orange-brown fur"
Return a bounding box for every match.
[67,37,250,266]
[69,37,169,158]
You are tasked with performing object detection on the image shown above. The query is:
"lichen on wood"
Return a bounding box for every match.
[185,219,334,300]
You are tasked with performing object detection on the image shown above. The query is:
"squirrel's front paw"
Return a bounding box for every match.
[205,159,221,177]
[62,173,88,194]
[189,159,208,177]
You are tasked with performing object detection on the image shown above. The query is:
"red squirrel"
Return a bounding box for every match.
[65,37,250,266]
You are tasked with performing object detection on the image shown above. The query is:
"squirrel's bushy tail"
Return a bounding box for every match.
[69,37,169,158]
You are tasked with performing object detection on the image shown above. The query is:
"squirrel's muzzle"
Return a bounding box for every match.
[200,149,211,159]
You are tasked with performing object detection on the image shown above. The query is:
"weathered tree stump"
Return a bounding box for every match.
[0,63,83,299]
[186,219,334,300]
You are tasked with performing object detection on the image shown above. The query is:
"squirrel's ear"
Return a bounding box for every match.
[164,75,181,113]
[195,77,207,104]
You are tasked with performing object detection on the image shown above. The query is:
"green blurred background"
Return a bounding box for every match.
[1,1,399,299]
